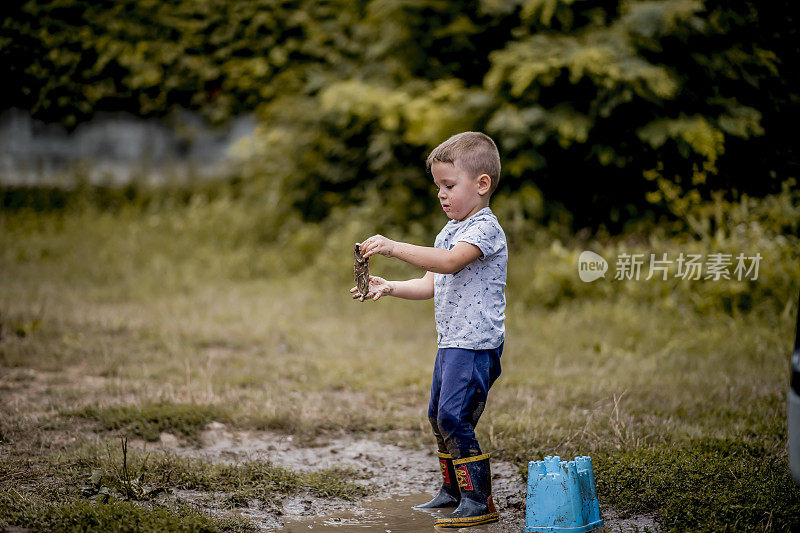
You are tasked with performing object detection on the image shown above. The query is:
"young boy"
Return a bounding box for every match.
[351,131,507,528]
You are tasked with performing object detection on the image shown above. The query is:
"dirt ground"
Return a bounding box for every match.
[2,368,659,532]
[143,424,658,532]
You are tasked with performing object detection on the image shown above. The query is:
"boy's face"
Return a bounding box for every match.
[431,161,491,222]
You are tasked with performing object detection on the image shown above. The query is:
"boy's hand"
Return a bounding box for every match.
[359,234,396,259]
[350,275,393,301]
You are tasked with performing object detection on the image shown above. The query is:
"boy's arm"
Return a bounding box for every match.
[359,235,481,275]
[388,271,434,300]
[350,271,434,301]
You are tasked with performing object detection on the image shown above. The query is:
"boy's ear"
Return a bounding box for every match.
[477,173,491,196]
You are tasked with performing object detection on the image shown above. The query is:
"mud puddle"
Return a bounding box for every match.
[141,423,657,532]
[283,493,518,532]
[283,493,438,532]
[3,370,657,532]
[146,423,526,531]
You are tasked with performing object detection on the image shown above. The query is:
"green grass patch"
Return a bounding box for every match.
[0,435,369,532]
[204,460,368,500]
[0,489,253,533]
[596,438,800,532]
[71,402,229,442]
[64,438,369,502]
[155,455,368,501]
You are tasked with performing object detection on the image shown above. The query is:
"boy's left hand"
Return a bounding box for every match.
[359,234,396,259]
[350,275,392,301]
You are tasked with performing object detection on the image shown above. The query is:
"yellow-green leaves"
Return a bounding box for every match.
[638,115,725,162]
[621,0,705,40]
[2,0,791,228]
[319,78,489,146]
[486,26,679,100]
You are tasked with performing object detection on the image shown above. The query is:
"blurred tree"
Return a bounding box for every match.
[480,0,797,227]
[2,0,797,230]
[1,0,361,125]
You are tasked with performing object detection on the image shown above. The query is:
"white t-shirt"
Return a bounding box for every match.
[433,207,507,350]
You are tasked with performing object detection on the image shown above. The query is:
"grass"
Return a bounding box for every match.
[1,200,799,531]
[596,438,797,531]
[0,490,255,533]
[60,437,369,502]
[0,424,368,531]
[72,403,230,442]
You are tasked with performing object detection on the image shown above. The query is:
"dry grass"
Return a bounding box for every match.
[1,205,798,531]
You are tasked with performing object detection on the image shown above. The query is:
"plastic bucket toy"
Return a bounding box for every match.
[524,455,603,533]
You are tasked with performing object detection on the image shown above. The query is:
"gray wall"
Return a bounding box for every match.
[0,109,256,186]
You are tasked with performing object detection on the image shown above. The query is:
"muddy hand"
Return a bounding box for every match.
[350,285,372,301]
[350,285,366,301]
[359,235,396,259]
[364,275,391,301]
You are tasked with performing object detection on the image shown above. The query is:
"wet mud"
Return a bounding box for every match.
[284,493,508,532]
[1,368,658,531]
[146,423,658,532]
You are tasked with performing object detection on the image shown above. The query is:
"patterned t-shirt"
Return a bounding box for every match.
[433,207,507,349]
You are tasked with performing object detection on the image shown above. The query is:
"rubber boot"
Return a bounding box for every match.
[413,452,460,508]
[434,453,499,528]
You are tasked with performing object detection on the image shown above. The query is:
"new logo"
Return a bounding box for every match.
[578,251,608,282]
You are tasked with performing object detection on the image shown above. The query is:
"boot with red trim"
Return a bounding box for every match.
[434,453,499,528]
[413,452,460,508]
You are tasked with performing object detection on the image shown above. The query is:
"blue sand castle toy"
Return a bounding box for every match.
[525,455,603,533]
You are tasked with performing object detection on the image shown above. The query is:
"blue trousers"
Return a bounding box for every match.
[427,344,503,459]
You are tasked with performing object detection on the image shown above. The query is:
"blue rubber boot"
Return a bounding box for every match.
[435,453,499,528]
[414,452,460,509]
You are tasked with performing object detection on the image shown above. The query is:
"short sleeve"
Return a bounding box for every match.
[456,216,505,259]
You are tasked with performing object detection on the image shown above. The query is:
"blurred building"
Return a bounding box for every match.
[0,109,256,186]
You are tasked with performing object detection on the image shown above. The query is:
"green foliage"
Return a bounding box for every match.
[73,402,228,442]
[508,181,800,314]
[3,0,797,227]
[2,0,359,126]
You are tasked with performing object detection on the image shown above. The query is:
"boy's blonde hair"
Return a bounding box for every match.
[426,132,501,195]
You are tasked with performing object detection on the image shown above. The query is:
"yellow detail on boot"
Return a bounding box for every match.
[434,512,499,528]
[452,452,490,465]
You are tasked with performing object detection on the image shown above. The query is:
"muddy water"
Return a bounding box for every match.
[283,493,507,532]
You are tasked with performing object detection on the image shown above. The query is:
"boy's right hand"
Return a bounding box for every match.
[350,275,393,301]
[359,234,397,259]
